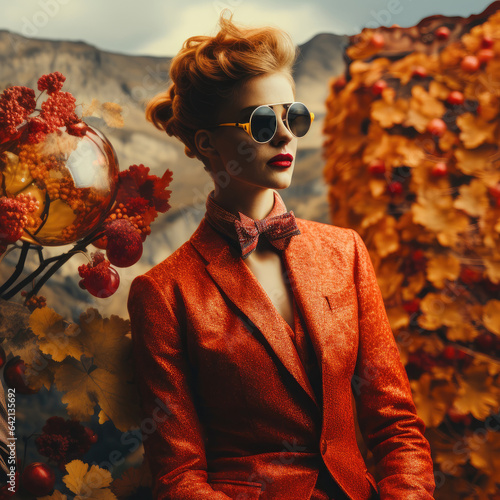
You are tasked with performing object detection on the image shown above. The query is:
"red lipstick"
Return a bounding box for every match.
[267,153,294,169]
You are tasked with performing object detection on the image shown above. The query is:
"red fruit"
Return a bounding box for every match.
[435,26,450,40]
[333,74,346,91]
[105,219,143,268]
[368,159,386,175]
[431,162,448,177]
[387,181,403,195]
[371,79,387,95]
[481,35,494,49]
[427,118,447,137]
[447,91,464,105]
[370,33,385,49]
[84,427,98,444]
[20,462,55,496]
[78,252,120,298]
[461,55,480,72]
[447,407,471,425]
[411,66,427,78]
[0,344,6,369]
[460,266,483,285]
[475,333,495,351]
[402,298,420,314]
[3,356,38,394]
[442,345,457,360]
[412,249,425,262]
[488,183,500,199]
[478,48,495,64]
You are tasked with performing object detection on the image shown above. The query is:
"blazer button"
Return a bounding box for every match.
[321,438,328,454]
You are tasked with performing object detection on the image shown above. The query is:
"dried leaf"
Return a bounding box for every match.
[453,179,490,217]
[425,252,461,289]
[62,460,116,500]
[111,458,152,498]
[457,113,497,149]
[370,87,409,128]
[483,299,500,335]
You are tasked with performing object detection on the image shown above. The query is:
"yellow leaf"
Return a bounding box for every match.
[454,361,500,420]
[410,373,456,428]
[457,112,497,149]
[453,179,490,217]
[54,361,141,432]
[37,491,68,500]
[484,255,500,284]
[403,85,446,133]
[454,146,500,184]
[411,189,470,247]
[82,98,102,118]
[373,216,399,257]
[426,428,469,477]
[447,323,480,343]
[386,306,409,331]
[370,87,409,128]
[401,272,426,301]
[467,430,500,483]
[111,459,152,498]
[425,252,461,289]
[29,307,85,362]
[62,460,116,500]
[483,299,500,335]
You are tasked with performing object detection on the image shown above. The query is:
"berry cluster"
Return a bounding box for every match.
[20,290,47,311]
[0,193,40,244]
[0,72,83,145]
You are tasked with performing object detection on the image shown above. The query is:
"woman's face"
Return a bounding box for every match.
[206,72,298,193]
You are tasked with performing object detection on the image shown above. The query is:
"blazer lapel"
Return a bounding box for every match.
[189,217,329,409]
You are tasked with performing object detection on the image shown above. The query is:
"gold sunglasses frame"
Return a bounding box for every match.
[215,101,315,143]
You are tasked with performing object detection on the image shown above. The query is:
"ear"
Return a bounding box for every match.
[194,129,220,159]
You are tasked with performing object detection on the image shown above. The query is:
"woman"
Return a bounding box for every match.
[127,12,436,500]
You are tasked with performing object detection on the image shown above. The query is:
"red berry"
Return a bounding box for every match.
[447,91,464,105]
[488,183,500,199]
[20,462,55,496]
[460,266,483,285]
[475,333,495,351]
[427,118,447,137]
[3,356,39,394]
[333,74,346,91]
[431,162,448,177]
[435,26,450,40]
[78,252,120,298]
[412,66,427,78]
[368,159,386,175]
[372,79,387,95]
[84,427,98,444]
[0,344,6,369]
[478,48,495,65]
[447,407,471,425]
[370,33,385,49]
[442,345,457,360]
[461,55,480,72]
[481,35,494,49]
[387,181,403,195]
[402,298,420,314]
[105,219,143,268]
[412,249,425,262]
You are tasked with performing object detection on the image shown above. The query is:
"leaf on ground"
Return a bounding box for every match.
[62,459,116,500]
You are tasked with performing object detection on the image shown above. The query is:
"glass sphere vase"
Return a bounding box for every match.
[0,124,119,246]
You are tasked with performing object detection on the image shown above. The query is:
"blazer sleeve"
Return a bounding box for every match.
[349,229,436,499]
[127,274,231,500]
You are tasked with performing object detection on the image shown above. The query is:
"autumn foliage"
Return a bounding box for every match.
[324,3,500,497]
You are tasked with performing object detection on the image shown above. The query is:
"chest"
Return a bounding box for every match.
[242,249,295,331]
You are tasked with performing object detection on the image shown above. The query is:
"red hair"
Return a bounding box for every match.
[145,11,297,164]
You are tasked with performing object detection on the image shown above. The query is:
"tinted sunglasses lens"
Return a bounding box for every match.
[250,106,276,143]
[288,103,311,137]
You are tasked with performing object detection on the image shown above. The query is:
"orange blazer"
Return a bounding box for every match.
[127,215,436,500]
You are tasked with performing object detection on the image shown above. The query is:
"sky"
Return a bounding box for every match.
[0,0,494,57]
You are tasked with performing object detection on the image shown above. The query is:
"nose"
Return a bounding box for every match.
[271,110,294,146]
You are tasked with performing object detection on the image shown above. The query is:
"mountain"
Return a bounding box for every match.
[0,29,346,316]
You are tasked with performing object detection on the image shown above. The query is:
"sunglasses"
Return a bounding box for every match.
[215,101,315,144]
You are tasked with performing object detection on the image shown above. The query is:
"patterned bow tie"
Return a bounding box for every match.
[234,210,301,259]
[204,189,301,259]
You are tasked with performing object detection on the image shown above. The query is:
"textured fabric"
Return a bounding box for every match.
[205,189,301,259]
[127,203,436,499]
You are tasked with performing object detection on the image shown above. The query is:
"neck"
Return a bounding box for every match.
[212,187,276,221]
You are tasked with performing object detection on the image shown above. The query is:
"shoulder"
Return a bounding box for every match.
[295,217,358,249]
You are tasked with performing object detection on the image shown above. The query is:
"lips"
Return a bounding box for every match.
[267,153,294,168]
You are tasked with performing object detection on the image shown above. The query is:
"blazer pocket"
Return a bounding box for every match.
[324,283,357,311]
[208,473,263,499]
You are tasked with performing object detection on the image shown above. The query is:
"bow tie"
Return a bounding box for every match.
[234,210,301,259]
